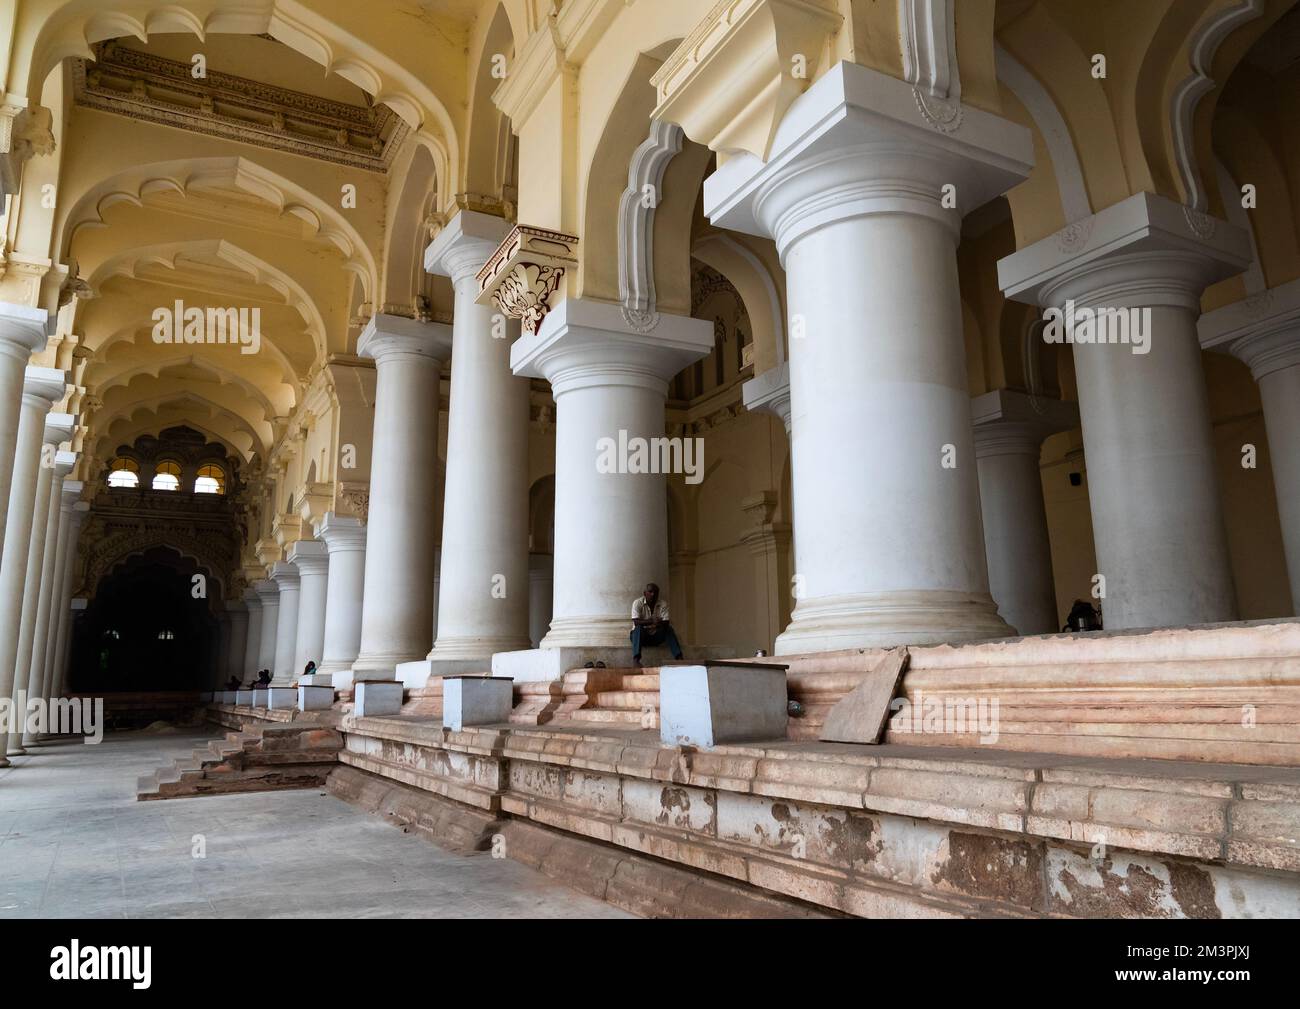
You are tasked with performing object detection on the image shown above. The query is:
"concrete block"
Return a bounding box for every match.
[443,676,514,731]
[659,662,788,748]
[268,686,297,710]
[235,689,253,706]
[299,673,333,687]
[354,679,404,717]
[298,684,335,711]
[252,687,269,708]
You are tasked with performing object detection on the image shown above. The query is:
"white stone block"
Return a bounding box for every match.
[298,684,335,711]
[659,662,788,748]
[353,679,404,717]
[268,686,297,710]
[443,676,514,731]
[235,689,253,706]
[252,687,269,708]
[299,673,333,687]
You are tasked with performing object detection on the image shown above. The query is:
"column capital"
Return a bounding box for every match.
[286,538,328,576]
[703,60,1032,254]
[317,511,366,551]
[742,361,792,432]
[475,224,579,336]
[511,297,713,397]
[357,313,452,365]
[42,412,74,446]
[999,192,1252,311]
[1199,277,1300,381]
[971,389,1079,458]
[424,208,513,286]
[50,449,77,478]
[0,302,49,363]
[22,366,65,409]
[243,585,264,610]
[269,561,300,590]
[252,579,279,604]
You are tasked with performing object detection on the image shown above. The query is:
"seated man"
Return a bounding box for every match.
[255,669,272,687]
[630,582,683,667]
[225,676,240,691]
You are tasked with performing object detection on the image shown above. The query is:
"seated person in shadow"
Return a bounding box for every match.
[630,582,684,668]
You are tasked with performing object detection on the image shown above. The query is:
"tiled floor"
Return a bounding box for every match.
[0,729,633,919]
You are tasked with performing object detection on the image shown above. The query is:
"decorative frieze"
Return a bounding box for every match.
[475,225,579,335]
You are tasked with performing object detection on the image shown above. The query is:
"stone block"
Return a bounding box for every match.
[267,686,297,710]
[819,648,909,743]
[252,687,269,708]
[443,676,514,731]
[235,689,253,706]
[298,684,335,711]
[354,679,405,717]
[299,673,333,687]
[659,662,788,748]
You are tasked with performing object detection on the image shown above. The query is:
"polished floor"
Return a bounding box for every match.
[0,729,632,919]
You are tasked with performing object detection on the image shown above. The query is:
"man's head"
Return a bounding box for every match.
[644,582,659,605]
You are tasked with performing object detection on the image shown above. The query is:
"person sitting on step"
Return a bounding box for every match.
[630,582,683,668]
[255,669,272,687]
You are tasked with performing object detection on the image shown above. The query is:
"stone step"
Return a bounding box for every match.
[569,708,648,725]
[589,689,659,710]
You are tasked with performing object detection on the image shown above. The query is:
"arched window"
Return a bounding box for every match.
[152,460,181,492]
[107,457,139,489]
[194,463,225,495]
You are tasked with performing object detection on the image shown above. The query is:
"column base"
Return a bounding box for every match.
[539,615,645,650]
[774,590,1014,655]
[397,657,494,688]
[315,660,353,677]
[491,643,737,682]
[348,651,419,685]
[426,634,532,663]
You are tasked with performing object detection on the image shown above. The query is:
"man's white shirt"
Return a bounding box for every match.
[631,598,670,621]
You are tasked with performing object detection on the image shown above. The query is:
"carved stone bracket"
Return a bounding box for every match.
[337,480,371,525]
[475,225,579,336]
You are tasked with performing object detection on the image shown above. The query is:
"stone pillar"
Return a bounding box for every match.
[317,512,366,678]
[1002,192,1250,630]
[511,299,712,648]
[971,390,1078,636]
[289,539,328,675]
[0,304,48,538]
[21,450,75,745]
[47,501,88,700]
[214,616,232,693]
[1200,281,1300,614]
[425,210,532,663]
[703,63,1028,653]
[0,370,67,763]
[36,481,82,710]
[242,586,264,680]
[253,579,279,676]
[349,314,452,685]
[224,601,249,688]
[528,553,553,647]
[269,561,300,684]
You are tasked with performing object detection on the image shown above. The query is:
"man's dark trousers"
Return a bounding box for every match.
[630,624,683,660]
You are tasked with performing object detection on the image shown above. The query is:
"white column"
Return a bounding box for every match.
[425,211,532,662]
[224,601,249,687]
[253,579,279,675]
[1002,193,1249,630]
[0,304,48,538]
[242,586,264,680]
[36,480,82,710]
[971,391,1078,636]
[528,553,554,647]
[512,299,712,647]
[21,450,75,745]
[288,539,328,675]
[0,370,67,764]
[742,361,793,435]
[47,501,88,700]
[349,314,452,685]
[269,560,300,684]
[317,512,366,678]
[1200,282,1300,614]
[704,63,1028,653]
